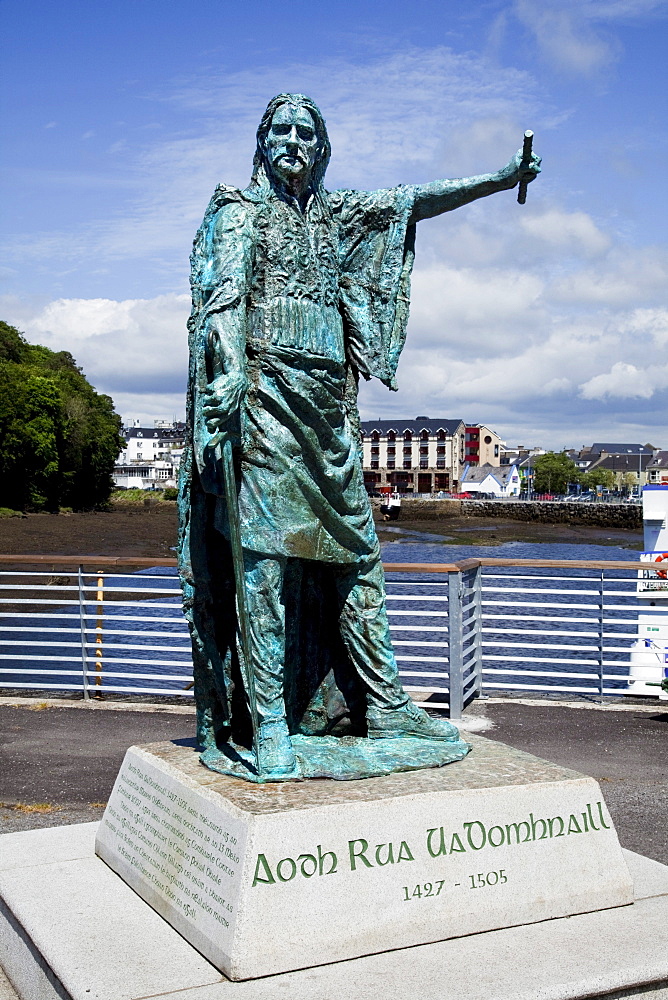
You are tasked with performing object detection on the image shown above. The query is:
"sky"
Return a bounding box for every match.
[2,0,668,450]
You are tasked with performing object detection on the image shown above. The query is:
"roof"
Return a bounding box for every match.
[360,418,464,436]
[647,451,668,469]
[123,427,184,440]
[462,462,517,484]
[588,454,653,471]
[586,443,654,456]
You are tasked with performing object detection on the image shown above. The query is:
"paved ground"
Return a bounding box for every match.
[1,696,666,865]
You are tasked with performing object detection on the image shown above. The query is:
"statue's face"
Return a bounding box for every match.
[265,104,319,186]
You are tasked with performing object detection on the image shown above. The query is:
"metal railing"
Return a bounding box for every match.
[0,554,659,716]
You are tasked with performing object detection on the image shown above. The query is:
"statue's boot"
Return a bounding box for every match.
[256,718,300,779]
[367,701,461,742]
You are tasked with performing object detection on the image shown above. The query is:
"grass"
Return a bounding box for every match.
[0,507,25,518]
[0,801,61,814]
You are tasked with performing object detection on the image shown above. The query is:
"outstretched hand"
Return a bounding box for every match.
[499,147,542,191]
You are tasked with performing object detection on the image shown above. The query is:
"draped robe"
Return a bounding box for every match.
[178,179,417,748]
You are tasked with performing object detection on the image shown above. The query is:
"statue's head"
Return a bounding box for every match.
[252,94,331,192]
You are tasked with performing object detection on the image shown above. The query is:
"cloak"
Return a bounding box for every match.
[178,181,417,748]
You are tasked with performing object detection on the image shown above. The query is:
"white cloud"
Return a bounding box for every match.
[408,265,545,354]
[549,248,668,305]
[580,361,651,398]
[8,294,190,414]
[513,0,617,75]
[619,307,668,346]
[512,0,667,76]
[520,208,611,256]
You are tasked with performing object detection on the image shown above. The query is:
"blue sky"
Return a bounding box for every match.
[2,0,668,448]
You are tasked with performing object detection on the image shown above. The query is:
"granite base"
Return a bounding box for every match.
[93,735,633,980]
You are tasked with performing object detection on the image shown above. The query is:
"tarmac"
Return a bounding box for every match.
[1,693,667,866]
[1,694,668,999]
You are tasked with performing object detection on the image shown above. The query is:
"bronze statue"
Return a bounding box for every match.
[178,94,540,781]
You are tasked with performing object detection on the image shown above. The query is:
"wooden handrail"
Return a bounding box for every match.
[0,555,178,567]
[0,554,654,571]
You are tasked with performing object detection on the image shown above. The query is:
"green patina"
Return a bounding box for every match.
[177,93,541,782]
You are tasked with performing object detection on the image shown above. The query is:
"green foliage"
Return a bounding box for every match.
[582,467,616,490]
[110,488,147,504]
[162,487,178,501]
[532,451,581,494]
[0,507,25,518]
[0,322,123,511]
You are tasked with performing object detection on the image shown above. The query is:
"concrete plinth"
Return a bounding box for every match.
[1,822,668,1000]
[90,736,635,980]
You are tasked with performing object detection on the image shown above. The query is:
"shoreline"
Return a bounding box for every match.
[0,504,643,557]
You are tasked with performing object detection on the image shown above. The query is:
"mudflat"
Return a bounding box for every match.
[375,515,643,549]
[0,503,178,558]
[0,504,642,557]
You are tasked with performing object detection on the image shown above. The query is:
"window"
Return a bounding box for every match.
[371,445,379,455]
[403,459,412,469]
[436,459,446,469]
[371,431,380,443]
[420,430,429,441]
[403,431,412,441]
[371,461,379,469]
[387,430,396,442]
[387,446,395,455]
[387,460,395,469]
[419,459,428,469]
[437,430,446,441]
[494,445,499,457]
[437,445,446,455]
[484,435,492,445]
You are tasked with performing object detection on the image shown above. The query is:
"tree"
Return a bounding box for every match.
[0,322,123,510]
[532,451,580,494]
[581,467,615,491]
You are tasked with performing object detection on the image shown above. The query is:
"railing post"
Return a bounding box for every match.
[597,569,604,700]
[472,563,484,697]
[95,572,104,694]
[78,565,89,702]
[448,569,464,720]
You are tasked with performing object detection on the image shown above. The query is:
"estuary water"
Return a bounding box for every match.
[0,536,643,698]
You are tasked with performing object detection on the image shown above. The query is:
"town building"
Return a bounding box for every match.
[646,452,668,485]
[464,425,504,467]
[114,420,185,490]
[577,443,656,487]
[460,462,521,497]
[360,417,465,493]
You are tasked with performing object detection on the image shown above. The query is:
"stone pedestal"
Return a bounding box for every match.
[95,736,633,981]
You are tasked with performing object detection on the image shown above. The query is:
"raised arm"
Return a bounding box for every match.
[410,146,541,224]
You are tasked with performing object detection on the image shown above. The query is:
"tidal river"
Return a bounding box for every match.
[0,536,644,699]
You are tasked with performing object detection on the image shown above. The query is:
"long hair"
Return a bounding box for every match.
[250,93,331,193]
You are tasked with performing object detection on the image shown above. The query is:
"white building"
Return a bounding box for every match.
[460,462,521,497]
[114,420,185,490]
